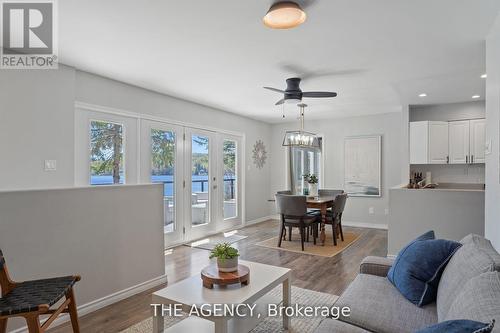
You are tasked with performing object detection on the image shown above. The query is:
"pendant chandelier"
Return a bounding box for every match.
[282,103,320,148]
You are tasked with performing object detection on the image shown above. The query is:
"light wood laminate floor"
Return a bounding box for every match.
[49,219,387,333]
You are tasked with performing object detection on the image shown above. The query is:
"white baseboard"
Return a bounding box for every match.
[9,274,167,333]
[245,214,278,225]
[342,221,388,230]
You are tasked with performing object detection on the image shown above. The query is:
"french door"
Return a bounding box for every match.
[140,120,185,246]
[184,128,218,240]
[140,121,242,247]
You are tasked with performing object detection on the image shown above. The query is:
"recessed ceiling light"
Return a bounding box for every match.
[263,1,306,29]
[481,74,487,79]
[418,93,427,97]
[472,95,481,99]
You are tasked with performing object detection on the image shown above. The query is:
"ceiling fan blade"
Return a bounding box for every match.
[302,91,338,98]
[275,99,285,105]
[264,86,285,94]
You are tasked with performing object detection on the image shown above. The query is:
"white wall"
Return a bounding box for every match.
[269,112,403,228]
[410,164,485,184]
[410,101,485,122]
[0,66,76,189]
[0,184,165,332]
[485,14,500,250]
[0,65,273,221]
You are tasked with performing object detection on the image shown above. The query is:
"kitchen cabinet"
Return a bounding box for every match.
[410,119,486,165]
[449,120,470,164]
[410,121,449,164]
[448,119,486,164]
[470,119,486,163]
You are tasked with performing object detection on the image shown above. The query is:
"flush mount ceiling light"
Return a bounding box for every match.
[418,93,427,97]
[481,74,487,79]
[263,1,306,29]
[472,95,481,99]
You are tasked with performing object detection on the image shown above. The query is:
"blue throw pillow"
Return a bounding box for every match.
[387,230,462,306]
[415,319,495,333]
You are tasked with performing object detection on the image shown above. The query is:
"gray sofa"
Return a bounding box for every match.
[315,234,500,333]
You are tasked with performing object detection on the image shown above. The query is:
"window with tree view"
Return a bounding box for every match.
[151,129,176,233]
[90,121,124,185]
[223,140,237,219]
[290,139,322,195]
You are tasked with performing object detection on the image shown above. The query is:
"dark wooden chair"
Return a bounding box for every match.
[325,193,348,246]
[0,249,81,333]
[275,194,319,251]
[308,189,344,235]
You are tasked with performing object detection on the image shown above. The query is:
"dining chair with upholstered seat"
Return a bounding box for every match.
[325,193,348,246]
[0,249,81,333]
[276,190,293,195]
[275,194,319,251]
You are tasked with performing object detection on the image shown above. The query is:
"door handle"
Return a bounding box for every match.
[446,156,449,164]
[471,155,474,164]
[466,155,468,164]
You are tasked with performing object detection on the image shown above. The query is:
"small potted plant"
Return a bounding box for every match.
[209,243,240,272]
[303,173,319,197]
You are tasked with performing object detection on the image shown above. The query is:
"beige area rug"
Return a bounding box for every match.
[255,229,360,257]
[121,286,338,333]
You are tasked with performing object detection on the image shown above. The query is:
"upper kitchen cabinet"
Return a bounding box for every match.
[410,121,449,164]
[469,119,486,163]
[449,120,470,164]
[448,119,486,164]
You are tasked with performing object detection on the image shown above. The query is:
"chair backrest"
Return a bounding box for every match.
[277,190,293,195]
[275,194,307,217]
[0,249,5,272]
[318,189,344,197]
[332,193,348,215]
[0,248,15,296]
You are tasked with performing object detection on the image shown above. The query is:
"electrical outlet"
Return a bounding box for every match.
[44,160,57,171]
[369,207,374,215]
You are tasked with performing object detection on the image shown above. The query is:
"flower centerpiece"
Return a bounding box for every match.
[303,173,319,197]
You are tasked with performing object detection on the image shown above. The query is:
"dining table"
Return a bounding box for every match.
[306,196,336,246]
[269,195,336,246]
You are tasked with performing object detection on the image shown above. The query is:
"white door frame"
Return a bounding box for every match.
[217,133,243,230]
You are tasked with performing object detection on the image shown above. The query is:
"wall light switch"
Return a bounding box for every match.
[384,208,389,215]
[485,139,492,155]
[369,207,374,215]
[44,160,57,171]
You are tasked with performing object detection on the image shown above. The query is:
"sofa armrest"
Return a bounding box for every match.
[359,256,395,277]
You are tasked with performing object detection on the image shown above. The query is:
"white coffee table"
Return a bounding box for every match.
[152,260,291,333]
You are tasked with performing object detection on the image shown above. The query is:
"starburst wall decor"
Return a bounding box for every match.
[252,140,267,169]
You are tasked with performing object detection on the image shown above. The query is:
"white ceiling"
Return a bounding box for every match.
[59,0,500,123]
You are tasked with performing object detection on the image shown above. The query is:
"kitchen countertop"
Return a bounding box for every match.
[392,182,485,192]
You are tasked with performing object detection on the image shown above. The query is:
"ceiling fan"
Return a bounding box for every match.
[264,77,337,105]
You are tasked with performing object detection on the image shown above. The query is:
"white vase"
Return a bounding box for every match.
[217,257,238,272]
[309,183,318,197]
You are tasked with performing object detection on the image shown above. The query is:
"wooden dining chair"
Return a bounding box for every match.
[0,249,81,333]
[275,194,320,251]
[325,193,348,246]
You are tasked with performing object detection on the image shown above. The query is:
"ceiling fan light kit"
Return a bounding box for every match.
[263,1,306,29]
[282,103,320,148]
